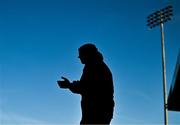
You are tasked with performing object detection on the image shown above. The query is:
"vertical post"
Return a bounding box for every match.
[160,22,168,125]
[147,5,173,125]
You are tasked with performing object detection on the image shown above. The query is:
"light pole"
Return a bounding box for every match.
[147,5,173,125]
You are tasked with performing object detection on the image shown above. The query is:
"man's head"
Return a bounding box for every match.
[78,43,103,64]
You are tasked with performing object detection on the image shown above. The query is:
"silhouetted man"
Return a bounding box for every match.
[58,43,115,125]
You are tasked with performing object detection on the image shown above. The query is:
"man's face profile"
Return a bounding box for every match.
[78,51,86,64]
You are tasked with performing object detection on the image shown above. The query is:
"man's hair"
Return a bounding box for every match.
[79,43,103,62]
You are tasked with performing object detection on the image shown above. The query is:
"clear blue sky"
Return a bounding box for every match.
[0,0,180,124]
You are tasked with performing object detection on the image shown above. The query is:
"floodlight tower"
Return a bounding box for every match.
[147,5,173,125]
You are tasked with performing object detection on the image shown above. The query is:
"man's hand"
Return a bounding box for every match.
[57,77,71,89]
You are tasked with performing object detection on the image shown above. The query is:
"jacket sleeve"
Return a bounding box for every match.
[69,81,82,94]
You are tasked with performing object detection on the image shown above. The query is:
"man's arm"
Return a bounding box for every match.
[57,77,82,94]
[69,81,82,94]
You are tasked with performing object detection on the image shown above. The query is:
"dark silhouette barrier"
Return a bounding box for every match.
[168,50,180,111]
